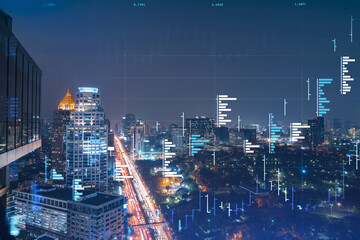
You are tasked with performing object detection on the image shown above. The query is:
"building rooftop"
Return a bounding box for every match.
[37,188,94,201]
[58,89,75,110]
[80,193,120,206]
[15,186,122,206]
[78,87,98,93]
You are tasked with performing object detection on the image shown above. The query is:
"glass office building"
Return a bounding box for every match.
[50,90,75,180]
[10,186,124,239]
[0,10,42,237]
[66,87,108,192]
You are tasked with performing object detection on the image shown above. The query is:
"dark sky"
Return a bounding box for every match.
[1,0,360,128]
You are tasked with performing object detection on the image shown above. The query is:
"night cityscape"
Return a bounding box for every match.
[1,0,360,239]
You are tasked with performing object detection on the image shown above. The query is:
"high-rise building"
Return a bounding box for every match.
[186,116,215,139]
[214,127,229,145]
[170,126,187,152]
[50,89,75,180]
[0,10,42,238]
[332,118,346,140]
[306,117,325,149]
[105,118,111,132]
[40,119,52,173]
[114,122,121,136]
[229,128,257,147]
[122,114,136,140]
[10,186,124,239]
[131,120,146,153]
[65,87,108,192]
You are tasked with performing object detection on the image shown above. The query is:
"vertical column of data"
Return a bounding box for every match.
[216,95,237,126]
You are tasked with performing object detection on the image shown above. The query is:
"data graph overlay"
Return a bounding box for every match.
[189,135,209,156]
[49,169,64,180]
[317,78,333,117]
[114,159,133,181]
[268,113,282,154]
[290,123,310,142]
[163,139,181,177]
[350,15,354,43]
[216,95,237,127]
[72,179,84,201]
[340,56,356,95]
[243,139,260,154]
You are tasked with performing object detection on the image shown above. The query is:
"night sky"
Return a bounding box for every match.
[1,0,360,127]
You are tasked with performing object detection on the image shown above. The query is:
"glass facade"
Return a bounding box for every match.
[0,10,42,238]
[66,88,108,192]
[0,12,41,154]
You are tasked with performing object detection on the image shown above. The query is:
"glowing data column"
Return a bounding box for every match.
[306,78,311,101]
[317,78,333,117]
[340,56,356,95]
[269,113,282,154]
[72,179,84,201]
[190,135,209,156]
[350,15,354,43]
[290,123,310,142]
[216,94,237,126]
[163,139,181,177]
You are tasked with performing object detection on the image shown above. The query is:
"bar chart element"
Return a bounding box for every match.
[216,95,237,126]
[243,140,260,154]
[290,123,310,142]
[269,113,282,154]
[317,78,333,117]
[190,135,209,156]
[340,56,355,95]
[163,139,182,178]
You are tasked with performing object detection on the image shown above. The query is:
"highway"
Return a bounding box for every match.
[115,136,173,240]
[115,137,152,240]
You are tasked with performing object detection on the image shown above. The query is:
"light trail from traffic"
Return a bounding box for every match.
[115,136,173,240]
[115,137,152,240]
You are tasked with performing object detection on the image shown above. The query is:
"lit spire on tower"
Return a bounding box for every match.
[58,89,75,110]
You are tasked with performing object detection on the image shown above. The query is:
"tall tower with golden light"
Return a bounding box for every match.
[58,89,75,110]
[50,89,75,181]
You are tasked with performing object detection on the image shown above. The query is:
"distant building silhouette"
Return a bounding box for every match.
[215,127,229,145]
[306,117,324,149]
[229,128,256,147]
[170,125,187,152]
[186,116,215,139]
[131,119,146,153]
[122,113,136,141]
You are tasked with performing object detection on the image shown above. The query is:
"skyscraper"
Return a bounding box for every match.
[186,116,215,139]
[132,119,146,154]
[0,10,42,238]
[50,89,75,180]
[65,87,108,192]
[214,127,229,145]
[307,117,325,149]
[122,113,136,140]
[170,126,187,152]
[229,128,257,147]
[114,122,121,136]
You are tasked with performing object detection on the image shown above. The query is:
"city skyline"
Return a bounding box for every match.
[1,1,360,240]
[0,0,359,125]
